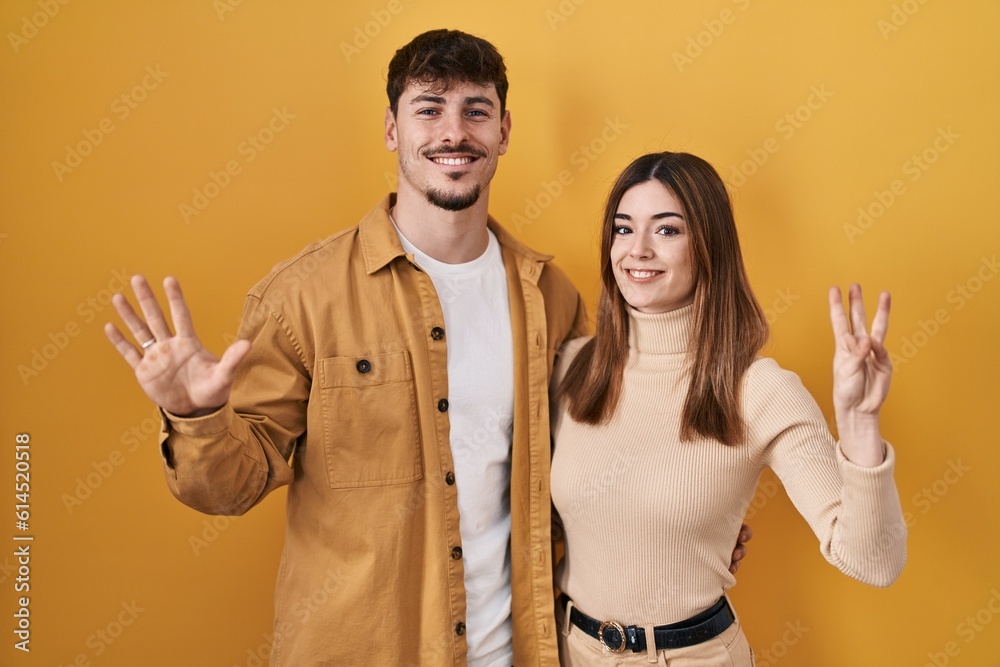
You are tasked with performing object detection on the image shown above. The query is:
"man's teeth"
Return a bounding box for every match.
[432,157,474,166]
[629,270,660,279]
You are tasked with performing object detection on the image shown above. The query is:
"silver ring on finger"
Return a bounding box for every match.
[140,338,156,351]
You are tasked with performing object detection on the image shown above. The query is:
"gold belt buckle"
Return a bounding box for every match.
[597,620,627,653]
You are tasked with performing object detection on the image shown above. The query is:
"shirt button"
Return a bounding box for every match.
[408,261,422,272]
[431,326,445,341]
[437,398,449,412]
[445,471,455,485]
[356,359,371,374]
[451,546,463,560]
[455,621,466,636]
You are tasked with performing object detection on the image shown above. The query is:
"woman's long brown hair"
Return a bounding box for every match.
[559,152,769,445]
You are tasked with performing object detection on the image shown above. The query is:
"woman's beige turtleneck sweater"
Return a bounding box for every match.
[551,304,906,625]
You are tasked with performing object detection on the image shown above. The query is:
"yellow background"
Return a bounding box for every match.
[1,1,998,665]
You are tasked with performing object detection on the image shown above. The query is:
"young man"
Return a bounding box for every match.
[106,30,746,666]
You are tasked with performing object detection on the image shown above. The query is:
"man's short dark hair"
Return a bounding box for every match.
[386,29,508,115]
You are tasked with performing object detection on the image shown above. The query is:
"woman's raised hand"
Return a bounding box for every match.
[104,275,251,417]
[828,284,892,466]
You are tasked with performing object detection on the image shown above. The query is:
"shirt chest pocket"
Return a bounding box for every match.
[318,351,423,488]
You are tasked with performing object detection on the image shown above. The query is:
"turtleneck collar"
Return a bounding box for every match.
[627,304,693,355]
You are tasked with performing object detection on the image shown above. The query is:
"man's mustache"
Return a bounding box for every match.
[423,144,487,158]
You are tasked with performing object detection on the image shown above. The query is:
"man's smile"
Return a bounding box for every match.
[429,155,477,166]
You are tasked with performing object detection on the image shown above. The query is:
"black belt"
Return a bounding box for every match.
[559,594,735,654]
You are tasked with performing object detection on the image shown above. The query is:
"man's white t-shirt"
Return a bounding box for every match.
[395,224,515,667]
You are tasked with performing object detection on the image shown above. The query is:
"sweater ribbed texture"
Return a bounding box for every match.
[551,304,906,625]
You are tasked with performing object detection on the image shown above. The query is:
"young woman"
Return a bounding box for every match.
[551,152,906,665]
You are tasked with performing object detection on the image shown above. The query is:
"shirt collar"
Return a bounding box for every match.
[359,194,554,276]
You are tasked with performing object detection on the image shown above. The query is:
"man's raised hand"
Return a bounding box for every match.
[104,275,251,417]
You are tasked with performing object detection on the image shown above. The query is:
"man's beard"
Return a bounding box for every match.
[416,142,487,211]
[425,183,481,212]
